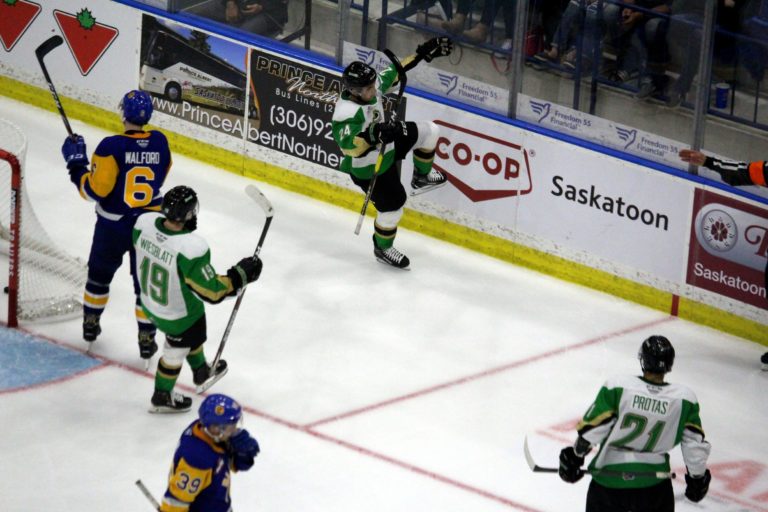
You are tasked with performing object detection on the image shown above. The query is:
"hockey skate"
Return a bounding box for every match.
[761,352,768,371]
[194,359,229,394]
[138,331,158,359]
[149,389,192,413]
[373,236,410,270]
[411,169,447,196]
[82,314,101,347]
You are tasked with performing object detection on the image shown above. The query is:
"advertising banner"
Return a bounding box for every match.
[244,48,345,170]
[138,15,252,139]
[408,95,691,284]
[0,0,138,109]
[687,189,768,309]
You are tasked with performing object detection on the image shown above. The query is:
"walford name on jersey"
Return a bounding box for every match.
[139,237,174,265]
[631,395,669,414]
[125,151,161,164]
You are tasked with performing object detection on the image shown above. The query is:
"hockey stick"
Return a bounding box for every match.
[523,436,676,480]
[135,479,160,511]
[353,49,407,235]
[35,35,75,139]
[196,184,274,394]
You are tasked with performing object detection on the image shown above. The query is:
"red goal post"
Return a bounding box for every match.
[0,119,86,327]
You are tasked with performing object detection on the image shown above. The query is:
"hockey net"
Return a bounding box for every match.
[0,119,86,326]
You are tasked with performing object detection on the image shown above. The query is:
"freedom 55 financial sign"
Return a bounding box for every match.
[688,190,768,309]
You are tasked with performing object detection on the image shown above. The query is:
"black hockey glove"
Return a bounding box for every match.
[227,256,263,291]
[368,121,407,145]
[229,429,260,471]
[685,469,711,503]
[61,134,89,170]
[416,36,453,63]
[558,447,586,483]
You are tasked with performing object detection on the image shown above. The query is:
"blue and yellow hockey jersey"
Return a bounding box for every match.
[161,421,235,512]
[70,130,171,217]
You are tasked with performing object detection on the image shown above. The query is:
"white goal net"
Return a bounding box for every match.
[0,119,86,324]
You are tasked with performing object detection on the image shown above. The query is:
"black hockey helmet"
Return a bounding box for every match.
[162,185,199,223]
[342,61,377,92]
[638,335,675,374]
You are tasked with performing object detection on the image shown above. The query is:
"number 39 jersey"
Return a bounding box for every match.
[79,130,171,217]
[577,375,710,489]
[133,213,236,336]
[160,421,233,512]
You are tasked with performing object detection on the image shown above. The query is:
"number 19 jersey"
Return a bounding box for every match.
[133,213,235,336]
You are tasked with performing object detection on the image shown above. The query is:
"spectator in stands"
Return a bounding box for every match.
[195,0,288,38]
[604,0,672,99]
[667,0,746,108]
[679,148,768,371]
[532,0,602,70]
[460,0,518,51]
[735,0,767,82]
[532,0,571,51]
[441,0,473,35]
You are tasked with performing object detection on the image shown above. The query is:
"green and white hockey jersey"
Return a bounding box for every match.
[132,212,236,336]
[331,64,400,179]
[577,375,710,489]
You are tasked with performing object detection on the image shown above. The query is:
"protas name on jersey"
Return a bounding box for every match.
[578,375,709,489]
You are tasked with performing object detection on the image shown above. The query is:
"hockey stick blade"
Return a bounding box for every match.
[35,35,63,60]
[195,365,229,394]
[524,436,558,473]
[245,184,274,218]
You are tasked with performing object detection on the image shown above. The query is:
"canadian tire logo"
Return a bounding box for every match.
[53,8,118,75]
[0,0,41,52]
[433,120,532,202]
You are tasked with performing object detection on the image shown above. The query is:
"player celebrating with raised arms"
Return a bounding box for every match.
[133,185,262,412]
[61,90,170,360]
[158,393,260,512]
[559,336,712,511]
[332,37,453,269]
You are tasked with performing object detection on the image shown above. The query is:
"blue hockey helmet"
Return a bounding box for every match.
[119,90,153,125]
[199,393,243,427]
[638,335,675,374]
[199,394,243,441]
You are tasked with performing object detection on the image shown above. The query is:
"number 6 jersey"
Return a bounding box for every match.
[133,212,237,336]
[577,375,711,489]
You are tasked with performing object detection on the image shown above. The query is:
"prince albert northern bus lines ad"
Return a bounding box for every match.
[138,15,257,124]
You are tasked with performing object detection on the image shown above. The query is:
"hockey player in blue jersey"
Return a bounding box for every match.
[160,394,260,512]
[61,90,171,359]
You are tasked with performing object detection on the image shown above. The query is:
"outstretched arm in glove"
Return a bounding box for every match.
[402,37,454,72]
[679,149,767,187]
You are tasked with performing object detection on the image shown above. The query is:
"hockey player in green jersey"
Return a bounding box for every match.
[133,185,262,412]
[559,335,712,511]
[331,37,453,269]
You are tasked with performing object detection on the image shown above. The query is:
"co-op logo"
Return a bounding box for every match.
[433,120,532,202]
[694,203,768,271]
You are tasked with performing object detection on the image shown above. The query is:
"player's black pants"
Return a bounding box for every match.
[349,121,420,213]
[586,479,673,512]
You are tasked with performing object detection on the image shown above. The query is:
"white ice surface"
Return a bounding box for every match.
[0,97,767,512]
